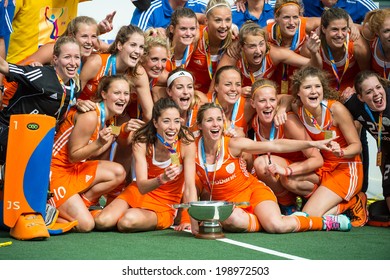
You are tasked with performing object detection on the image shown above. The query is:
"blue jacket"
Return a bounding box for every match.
[131,0,207,31]
[302,0,378,24]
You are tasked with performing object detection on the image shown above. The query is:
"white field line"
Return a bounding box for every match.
[170,227,309,260]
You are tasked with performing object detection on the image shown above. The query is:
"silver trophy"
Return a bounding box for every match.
[173,201,249,239]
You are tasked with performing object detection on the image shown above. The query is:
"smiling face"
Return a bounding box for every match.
[206,6,232,42]
[153,108,182,144]
[242,34,267,67]
[167,76,194,112]
[357,76,387,112]
[215,69,242,107]
[117,32,145,68]
[378,16,390,50]
[322,18,349,50]
[143,46,168,79]
[275,4,300,39]
[171,16,197,47]
[53,42,81,83]
[102,79,131,117]
[198,107,224,141]
[298,75,324,111]
[251,86,278,124]
[74,23,98,57]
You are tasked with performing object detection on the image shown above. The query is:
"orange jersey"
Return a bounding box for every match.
[118,143,185,216]
[297,100,362,200]
[187,25,225,94]
[166,43,195,72]
[320,39,361,93]
[267,17,308,94]
[237,52,276,88]
[195,136,276,210]
[251,113,306,162]
[81,53,138,119]
[49,105,102,208]
[370,37,390,80]
[209,93,248,133]
[80,53,111,101]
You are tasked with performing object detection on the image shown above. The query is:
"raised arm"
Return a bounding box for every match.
[330,101,362,158]
[283,114,324,174]
[79,53,103,91]
[18,43,54,66]
[133,65,154,122]
[68,110,114,162]
[229,134,334,157]
[0,55,9,76]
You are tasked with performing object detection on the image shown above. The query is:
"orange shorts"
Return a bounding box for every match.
[118,183,177,229]
[49,160,98,208]
[211,179,277,214]
[317,160,363,201]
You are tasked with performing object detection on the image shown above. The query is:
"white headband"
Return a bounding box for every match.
[167,71,193,87]
[206,3,230,15]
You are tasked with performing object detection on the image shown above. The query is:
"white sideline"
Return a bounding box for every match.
[171,227,309,260]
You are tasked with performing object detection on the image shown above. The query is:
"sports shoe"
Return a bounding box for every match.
[323,214,351,231]
[10,213,50,240]
[367,200,390,227]
[344,192,368,227]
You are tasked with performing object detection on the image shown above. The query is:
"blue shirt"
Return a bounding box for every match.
[131,0,207,31]
[232,3,274,29]
[302,0,378,24]
[0,0,15,52]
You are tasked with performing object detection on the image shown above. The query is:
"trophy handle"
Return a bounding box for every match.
[172,203,190,209]
[234,202,250,207]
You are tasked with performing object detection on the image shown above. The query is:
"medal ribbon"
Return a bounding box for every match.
[276,23,299,84]
[200,137,221,197]
[204,28,223,80]
[56,76,75,122]
[214,94,239,130]
[304,102,332,132]
[242,51,266,83]
[327,42,349,90]
[104,55,117,76]
[364,104,383,153]
[156,133,178,154]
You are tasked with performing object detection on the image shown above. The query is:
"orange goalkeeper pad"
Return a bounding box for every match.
[47,220,78,235]
[3,115,56,228]
[9,213,50,240]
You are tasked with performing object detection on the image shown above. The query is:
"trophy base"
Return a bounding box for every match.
[195,221,225,239]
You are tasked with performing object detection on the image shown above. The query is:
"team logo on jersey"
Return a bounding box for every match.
[27,123,40,130]
[225,162,235,174]
[85,175,93,182]
[193,59,202,65]
[50,93,58,99]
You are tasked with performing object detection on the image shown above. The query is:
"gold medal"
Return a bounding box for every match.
[170,153,181,166]
[110,125,121,136]
[281,80,288,94]
[376,152,382,166]
[324,130,334,139]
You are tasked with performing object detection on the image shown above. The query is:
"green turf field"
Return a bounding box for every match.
[1,225,389,260]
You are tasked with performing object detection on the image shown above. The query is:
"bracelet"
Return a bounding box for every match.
[156,174,166,185]
[339,149,344,158]
[286,167,293,176]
